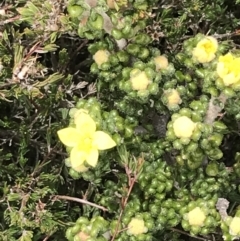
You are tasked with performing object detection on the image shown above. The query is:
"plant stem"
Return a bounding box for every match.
[54,195,108,212]
[110,166,137,241]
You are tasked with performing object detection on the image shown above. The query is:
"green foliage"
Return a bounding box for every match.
[1,0,240,240]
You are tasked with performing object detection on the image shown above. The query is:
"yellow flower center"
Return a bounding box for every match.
[127,218,148,236]
[229,217,240,236]
[130,69,151,91]
[93,49,110,67]
[202,42,215,53]
[173,116,196,138]
[166,89,182,106]
[188,207,206,226]
[82,137,93,151]
[154,55,169,71]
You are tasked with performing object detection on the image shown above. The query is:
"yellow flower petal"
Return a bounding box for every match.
[72,164,89,173]
[93,131,116,150]
[74,111,96,136]
[57,127,80,147]
[217,53,240,86]
[222,73,236,86]
[216,62,227,78]
[229,217,240,236]
[70,146,87,168]
[86,148,99,167]
[219,52,233,63]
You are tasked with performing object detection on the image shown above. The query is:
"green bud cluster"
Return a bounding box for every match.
[114,98,144,117]
[225,97,240,120]
[95,180,123,213]
[220,209,240,241]
[125,35,154,59]
[155,198,182,230]
[160,70,198,110]
[110,15,145,40]
[102,110,137,145]
[67,0,108,39]
[118,60,161,103]
[65,216,109,241]
[190,164,235,200]
[173,188,192,204]
[89,40,128,76]
[181,198,221,236]
[67,0,159,43]
[166,104,228,169]
[113,211,155,241]
[138,139,167,161]
[138,159,173,201]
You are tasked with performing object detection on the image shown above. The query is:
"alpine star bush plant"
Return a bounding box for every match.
[1,0,240,241]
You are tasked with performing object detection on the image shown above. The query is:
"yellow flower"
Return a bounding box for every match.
[127,218,148,236]
[130,69,151,91]
[229,217,240,236]
[173,116,196,138]
[187,207,206,226]
[154,55,169,71]
[93,49,110,67]
[57,110,116,170]
[217,53,240,86]
[192,36,218,63]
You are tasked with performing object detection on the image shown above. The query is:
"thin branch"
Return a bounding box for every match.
[53,195,108,212]
[110,165,138,241]
[170,227,210,241]
[43,235,50,241]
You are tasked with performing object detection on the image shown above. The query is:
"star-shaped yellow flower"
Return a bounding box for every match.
[217,53,240,86]
[57,110,116,171]
[192,36,218,63]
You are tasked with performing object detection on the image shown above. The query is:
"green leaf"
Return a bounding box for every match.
[50,32,58,43]
[59,108,69,120]
[34,73,64,87]
[43,44,59,52]
[26,2,40,14]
